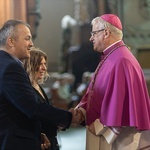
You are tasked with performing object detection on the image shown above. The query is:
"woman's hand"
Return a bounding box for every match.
[41,133,51,150]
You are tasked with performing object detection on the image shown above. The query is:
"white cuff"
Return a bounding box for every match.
[93,119,118,144]
[75,107,86,120]
[103,127,118,144]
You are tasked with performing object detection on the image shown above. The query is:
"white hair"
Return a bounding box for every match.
[91,17,123,39]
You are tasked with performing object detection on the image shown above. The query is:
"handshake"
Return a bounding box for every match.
[69,108,85,127]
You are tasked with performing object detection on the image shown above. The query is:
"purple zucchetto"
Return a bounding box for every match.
[100,14,122,30]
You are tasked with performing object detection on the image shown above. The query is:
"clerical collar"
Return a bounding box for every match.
[103,40,121,53]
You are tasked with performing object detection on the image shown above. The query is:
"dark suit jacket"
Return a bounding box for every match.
[33,86,58,138]
[0,50,72,150]
[34,86,59,150]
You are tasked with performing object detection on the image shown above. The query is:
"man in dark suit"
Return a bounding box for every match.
[0,20,81,150]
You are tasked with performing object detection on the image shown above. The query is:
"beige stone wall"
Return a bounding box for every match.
[34,0,75,72]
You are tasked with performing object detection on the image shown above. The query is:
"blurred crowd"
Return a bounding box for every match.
[43,71,93,110]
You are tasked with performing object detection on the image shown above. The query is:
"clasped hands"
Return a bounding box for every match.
[40,108,84,150]
[69,108,85,127]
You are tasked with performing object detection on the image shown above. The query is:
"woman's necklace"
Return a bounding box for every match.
[33,83,45,99]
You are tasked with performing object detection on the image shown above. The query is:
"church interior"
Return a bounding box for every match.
[0,0,150,149]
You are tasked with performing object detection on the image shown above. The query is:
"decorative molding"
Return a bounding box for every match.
[124,26,150,57]
[139,0,150,19]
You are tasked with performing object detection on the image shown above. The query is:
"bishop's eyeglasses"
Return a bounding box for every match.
[90,28,105,36]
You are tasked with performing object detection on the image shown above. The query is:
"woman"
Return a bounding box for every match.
[24,47,59,150]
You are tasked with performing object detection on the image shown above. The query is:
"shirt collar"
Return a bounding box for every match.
[100,40,124,60]
[8,53,23,66]
[0,50,23,65]
[103,40,122,52]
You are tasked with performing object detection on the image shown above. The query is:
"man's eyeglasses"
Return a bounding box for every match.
[90,29,105,36]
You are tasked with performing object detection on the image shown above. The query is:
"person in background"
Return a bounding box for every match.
[51,73,79,109]
[75,14,150,149]
[0,19,81,150]
[76,71,93,99]
[24,47,60,150]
